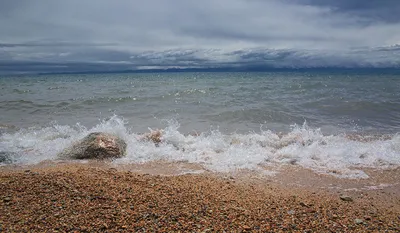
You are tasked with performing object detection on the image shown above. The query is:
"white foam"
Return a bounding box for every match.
[1,116,399,179]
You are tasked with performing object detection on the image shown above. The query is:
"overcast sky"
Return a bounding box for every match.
[1,0,400,73]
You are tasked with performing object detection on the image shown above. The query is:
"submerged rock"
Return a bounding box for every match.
[140,130,163,144]
[60,132,127,159]
[0,124,18,135]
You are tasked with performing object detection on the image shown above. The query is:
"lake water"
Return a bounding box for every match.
[1,71,400,178]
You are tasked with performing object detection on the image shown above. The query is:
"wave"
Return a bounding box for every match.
[66,88,210,106]
[0,100,53,110]
[0,116,399,179]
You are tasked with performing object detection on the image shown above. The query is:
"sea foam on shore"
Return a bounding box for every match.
[1,116,399,179]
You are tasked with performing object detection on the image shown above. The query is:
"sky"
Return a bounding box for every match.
[1,0,400,73]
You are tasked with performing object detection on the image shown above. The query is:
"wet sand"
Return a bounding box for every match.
[1,162,399,232]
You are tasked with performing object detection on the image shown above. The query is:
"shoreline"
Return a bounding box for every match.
[1,162,399,232]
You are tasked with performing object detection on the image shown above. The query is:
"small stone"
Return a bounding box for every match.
[299,202,308,207]
[305,208,316,213]
[242,225,251,230]
[354,219,364,224]
[364,215,372,221]
[3,197,12,202]
[340,195,353,202]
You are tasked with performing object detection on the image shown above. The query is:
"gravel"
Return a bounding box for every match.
[1,165,399,232]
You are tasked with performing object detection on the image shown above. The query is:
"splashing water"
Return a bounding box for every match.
[0,116,399,179]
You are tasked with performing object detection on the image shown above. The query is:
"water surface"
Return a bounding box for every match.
[1,71,399,178]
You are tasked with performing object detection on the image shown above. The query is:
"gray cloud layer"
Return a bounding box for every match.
[1,0,399,73]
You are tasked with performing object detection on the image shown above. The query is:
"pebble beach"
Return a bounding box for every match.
[1,163,399,232]
[2,0,400,230]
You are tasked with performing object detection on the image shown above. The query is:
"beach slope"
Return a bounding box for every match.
[1,164,399,232]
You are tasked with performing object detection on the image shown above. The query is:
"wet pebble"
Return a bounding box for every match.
[340,195,353,202]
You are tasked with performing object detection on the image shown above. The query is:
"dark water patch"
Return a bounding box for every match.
[0,100,52,108]
[47,86,68,90]
[203,108,315,126]
[0,152,16,164]
[12,88,31,94]
[80,96,138,105]
[55,102,70,108]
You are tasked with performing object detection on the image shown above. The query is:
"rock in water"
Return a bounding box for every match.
[140,130,163,144]
[0,124,17,135]
[61,132,127,159]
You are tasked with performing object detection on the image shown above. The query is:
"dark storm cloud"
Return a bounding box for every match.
[291,0,400,23]
[2,46,399,74]
[0,42,116,48]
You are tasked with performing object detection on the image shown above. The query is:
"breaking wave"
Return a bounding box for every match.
[1,116,399,179]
